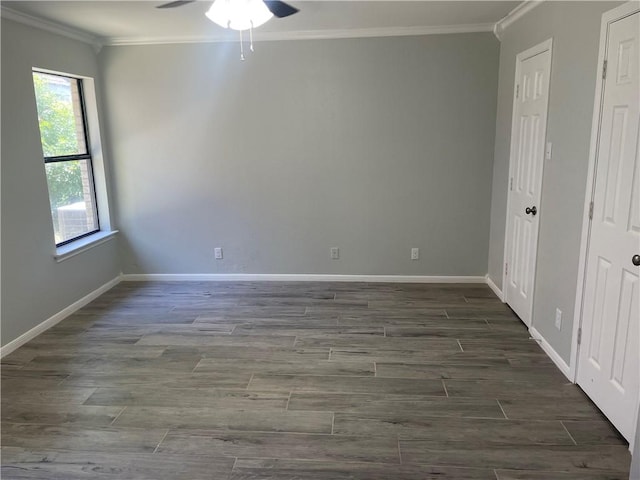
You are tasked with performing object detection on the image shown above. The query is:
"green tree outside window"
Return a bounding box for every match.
[33,73,83,209]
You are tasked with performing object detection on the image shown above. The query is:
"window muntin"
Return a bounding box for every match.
[33,71,99,246]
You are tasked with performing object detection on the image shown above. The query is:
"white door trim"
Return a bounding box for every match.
[502,37,553,323]
[571,1,640,449]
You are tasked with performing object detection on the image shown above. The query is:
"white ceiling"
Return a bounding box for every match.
[1,1,521,45]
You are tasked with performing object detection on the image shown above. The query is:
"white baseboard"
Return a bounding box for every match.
[485,274,504,302]
[528,326,572,381]
[120,273,487,283]
[0,275,121,358]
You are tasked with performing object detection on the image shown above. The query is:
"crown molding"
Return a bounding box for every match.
[0,6,104,52]
[493,0,544,40]
[106,23,495,46]
[0,5,494,49]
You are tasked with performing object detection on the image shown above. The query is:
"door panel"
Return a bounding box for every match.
[578,11,640,443]
[587,256,611,368]
[505,44,552,326]
[610,269,637,390]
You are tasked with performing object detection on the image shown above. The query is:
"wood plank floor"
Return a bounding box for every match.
[1,281,631,479]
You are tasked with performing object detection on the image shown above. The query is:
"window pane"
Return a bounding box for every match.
[33,72,87,157]
[45,160,99,244]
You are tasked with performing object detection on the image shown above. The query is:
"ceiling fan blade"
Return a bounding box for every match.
[156,0,196,9]
[263,0,299,18]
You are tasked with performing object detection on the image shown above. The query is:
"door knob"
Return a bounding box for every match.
[525,206,538,216]
[633,255,640,266]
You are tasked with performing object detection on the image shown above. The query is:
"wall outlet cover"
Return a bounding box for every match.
[330,247,339,260]
[411,248,420,260]
[214,247,223,260]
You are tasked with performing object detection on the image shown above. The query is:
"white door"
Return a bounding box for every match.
[577,10,640,443]
[504,40,552,326]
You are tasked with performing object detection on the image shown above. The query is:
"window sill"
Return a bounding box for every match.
[55,230,119,263]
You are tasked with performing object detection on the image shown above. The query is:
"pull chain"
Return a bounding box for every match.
[239,29,245,61]
[250,21,254,52]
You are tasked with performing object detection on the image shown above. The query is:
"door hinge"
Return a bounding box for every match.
[510,177,513,191]
[589,201,594,220]
[602,60,608,79]
[577,328,582,345]
[516,84,520,99]
[505,263,508,276]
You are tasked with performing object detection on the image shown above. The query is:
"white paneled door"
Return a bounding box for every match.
[504,40,552,326]
[577,10,640,443]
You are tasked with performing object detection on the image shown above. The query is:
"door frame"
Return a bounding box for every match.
[502,37,553,326]
[570,0,640,447]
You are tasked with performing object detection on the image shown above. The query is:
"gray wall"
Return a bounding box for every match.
[1,19,121,347]
[100,33,499,276]
[633,406,640,479]
[486,1,622,362]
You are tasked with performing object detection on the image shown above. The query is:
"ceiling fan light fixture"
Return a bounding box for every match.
[205,0,273,31]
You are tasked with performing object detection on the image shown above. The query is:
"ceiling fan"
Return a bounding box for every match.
[156,0,299,58]
[156,0,299,21]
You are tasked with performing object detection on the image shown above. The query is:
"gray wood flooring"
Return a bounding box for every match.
[1,281,631,479]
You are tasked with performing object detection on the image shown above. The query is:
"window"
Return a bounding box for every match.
[33,71,100,246]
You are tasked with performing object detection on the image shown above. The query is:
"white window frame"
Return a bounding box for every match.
[34,68,117,262]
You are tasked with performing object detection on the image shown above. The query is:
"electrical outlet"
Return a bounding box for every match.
[214,247,223,260]
[411,248,420,260]
[330,247,339,260]
[555,308,562,330]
